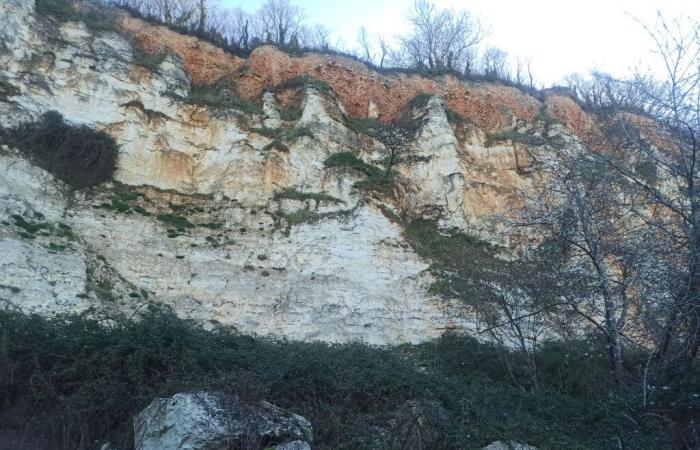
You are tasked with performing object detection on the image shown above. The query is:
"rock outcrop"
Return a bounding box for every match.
[0,0,585,343]
[134,392,313,450]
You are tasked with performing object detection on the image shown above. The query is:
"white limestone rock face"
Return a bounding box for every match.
[400,96,469,229]
[133,392,313,450]
[0,0,485,343]
[0,151,90,313]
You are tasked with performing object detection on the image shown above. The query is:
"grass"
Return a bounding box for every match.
[345,116,383,136]
[0,307,684,450]
[11,215,52,236]
[486,130,549,147]
[11,214,75,242]
[403,219,500,297]
[156,214,195,232]
[96,191,150,216]
[324,152,384,178]
[279,107,303,122]
[252,126,314,141]
[324,152,396,194]
[275,189,344,205]
[274,76,334,96]
[186,81,262,114]
[283,207,316,227]
[406,92,433,111]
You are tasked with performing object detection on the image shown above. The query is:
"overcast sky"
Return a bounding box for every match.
[220,0,700,86]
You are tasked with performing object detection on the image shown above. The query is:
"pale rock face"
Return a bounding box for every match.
[368,98,379,119]
[0,0,538,343]
[0,152,91,313]
[401,96,469,229]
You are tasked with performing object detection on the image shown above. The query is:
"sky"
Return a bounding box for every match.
[220,0,700,86]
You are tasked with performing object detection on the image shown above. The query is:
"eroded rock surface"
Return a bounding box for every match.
[0,0,581,343]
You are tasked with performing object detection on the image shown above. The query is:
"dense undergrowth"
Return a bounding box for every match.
[0,306,693,450]
[1,111,118,189]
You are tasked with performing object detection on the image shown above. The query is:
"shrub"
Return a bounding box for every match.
[0,308,679,450]
[7,111,119,189]
[283,207,315,226]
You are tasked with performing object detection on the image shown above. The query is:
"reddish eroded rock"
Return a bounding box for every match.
[111,11,666,152]
[544,94,599,139]
[236,46,541,130]
[114,12,245,84]
[112,14,543,130]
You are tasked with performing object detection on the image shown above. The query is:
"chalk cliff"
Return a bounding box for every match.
[0,0,587,343]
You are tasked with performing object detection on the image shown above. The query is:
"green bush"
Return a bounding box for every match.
[7,111,119,189]
[0,308,680,450]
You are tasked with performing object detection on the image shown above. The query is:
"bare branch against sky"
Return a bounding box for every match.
[221,0,700,84]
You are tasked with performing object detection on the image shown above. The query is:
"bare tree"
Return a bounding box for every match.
[378,34,390,69]
[517,137,661,383]
[480,46,510,80]
[398,0,486,72]
[583,15,700,364]
[357,26,374,64]
[256,0,305,47]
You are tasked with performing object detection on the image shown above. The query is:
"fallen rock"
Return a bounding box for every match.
[483,441,539,450]
[133,392,312,450]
